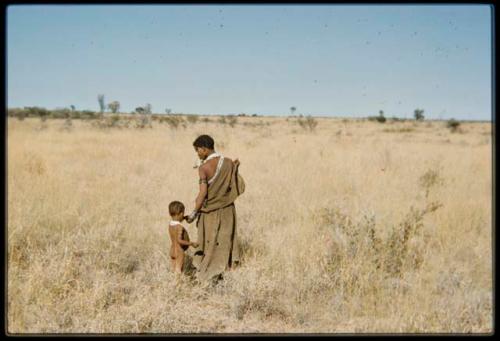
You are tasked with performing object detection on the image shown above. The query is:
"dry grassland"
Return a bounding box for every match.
[7,116,493,333]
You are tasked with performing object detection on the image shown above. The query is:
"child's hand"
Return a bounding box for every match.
[233,159,240,167]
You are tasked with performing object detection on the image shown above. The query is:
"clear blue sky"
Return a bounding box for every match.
[7,4,492,120]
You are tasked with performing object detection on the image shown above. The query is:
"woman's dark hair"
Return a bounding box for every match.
[169,201,185,216]
[193,135,214,149]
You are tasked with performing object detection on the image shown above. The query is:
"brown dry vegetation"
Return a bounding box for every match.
[7,116,492,333]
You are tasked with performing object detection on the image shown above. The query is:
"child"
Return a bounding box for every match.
[168,201,198,274]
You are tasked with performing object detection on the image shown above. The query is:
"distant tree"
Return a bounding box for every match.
[70,105,75,112]
[98,94,106,113]
[144,103,152,115]
[290,106,297,116]
[165,108,172,115]
[414,109,425,121]
[376,110,386,123]
[108,101,120,114]
[135,107,145,115]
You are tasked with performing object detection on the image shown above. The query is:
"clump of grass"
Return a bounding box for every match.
[383,127,415,133]
[135,114,152,129]
[297,115,318,132]
[186,114,199,124]
[160,115,185,129]
[227,115,238,128]
[318,201,442,284]
[419,167,445,199]
[385,202,443,277]
[62,117,73,131]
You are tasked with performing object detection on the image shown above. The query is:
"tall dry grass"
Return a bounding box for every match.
[7,117,492,333]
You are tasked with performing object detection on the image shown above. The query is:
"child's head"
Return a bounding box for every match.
[169,201,185,221]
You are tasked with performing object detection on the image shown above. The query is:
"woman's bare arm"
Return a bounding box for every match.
[194,165,208,211]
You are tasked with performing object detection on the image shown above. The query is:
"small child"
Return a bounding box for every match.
[168,201,198,274]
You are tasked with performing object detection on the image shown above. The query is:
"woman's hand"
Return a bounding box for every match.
[185,210,198,223]
[233,158,240,167]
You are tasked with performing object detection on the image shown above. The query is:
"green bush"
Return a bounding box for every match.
[447,119,461,132]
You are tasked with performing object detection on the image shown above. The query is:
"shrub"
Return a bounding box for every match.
[297,115,318,131]
[81,110,97,120]
[135,114,152,129]
[414,109,425,121]
[8,108,27,120]
[186,114,199,124]
[160,115,184,129]
[24,106,49,119]
[227,115,238,127]
[51,108,71,119]
[447,119,461,132]
[419,168,444,199]
[368,115,386,123]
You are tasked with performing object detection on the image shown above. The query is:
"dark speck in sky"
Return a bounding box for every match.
[220,24,224,28]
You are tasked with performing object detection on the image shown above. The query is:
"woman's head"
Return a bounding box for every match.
[193,135,215,159]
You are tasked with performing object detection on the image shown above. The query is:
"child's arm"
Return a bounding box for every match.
[176,226,199,247]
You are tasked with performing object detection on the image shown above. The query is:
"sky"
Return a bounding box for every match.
[7,5,493,121]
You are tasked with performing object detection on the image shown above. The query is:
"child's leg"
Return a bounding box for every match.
[175,253,185,274]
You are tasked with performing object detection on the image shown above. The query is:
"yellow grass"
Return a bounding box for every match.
[7,116,493,333]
